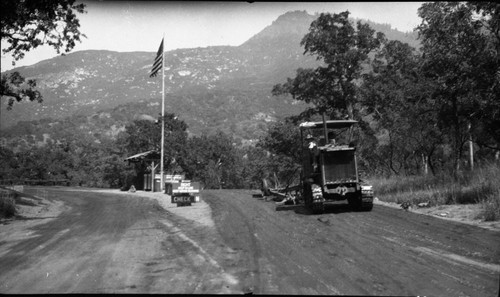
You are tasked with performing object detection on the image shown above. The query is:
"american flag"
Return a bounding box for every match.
[149,38,164,77]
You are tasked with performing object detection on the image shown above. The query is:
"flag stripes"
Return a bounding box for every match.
[150,38,164,77]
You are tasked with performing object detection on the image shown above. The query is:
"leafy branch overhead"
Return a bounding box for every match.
[0,72,42,109]
[1,0,86,111]
[1,0,87,63]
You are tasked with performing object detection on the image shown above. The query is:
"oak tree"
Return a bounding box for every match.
[272,11,386,120]
[1,0,86,109]
[417,2,500,171]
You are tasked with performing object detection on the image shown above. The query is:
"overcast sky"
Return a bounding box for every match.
[1,1,424,71]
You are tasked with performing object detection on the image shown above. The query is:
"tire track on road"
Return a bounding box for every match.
[158,219,240,293]
[203,191,264,294]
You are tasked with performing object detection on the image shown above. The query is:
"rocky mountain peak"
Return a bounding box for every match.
[240,10,316,50]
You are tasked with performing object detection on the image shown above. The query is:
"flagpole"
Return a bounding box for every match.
[160,34,165,192]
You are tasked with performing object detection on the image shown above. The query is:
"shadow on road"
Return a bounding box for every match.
[275,204,302,212]
[275,202,355,215]
[14,215,60,221]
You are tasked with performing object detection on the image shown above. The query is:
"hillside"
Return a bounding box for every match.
[0,10,419,148]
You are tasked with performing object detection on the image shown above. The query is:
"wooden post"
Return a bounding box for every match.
[151,160,155,191]
[468,122,474,170]
[322,112,328,143]
[422,153,428,175]
[274,172,280,189]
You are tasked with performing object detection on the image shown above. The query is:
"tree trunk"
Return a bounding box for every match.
[468,121,474,170]
[347,101,354,120]
[422,153,428,175]
[452,97,461,177]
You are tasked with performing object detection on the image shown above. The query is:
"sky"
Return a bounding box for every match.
[1,1,425,71]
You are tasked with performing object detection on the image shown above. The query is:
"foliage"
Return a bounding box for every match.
[102,154,135,188]
[370,162,500,210]
[257,119,302,164]
[479,194,500,222]
[117,113,188,172]
[1,0,86,110]
[272,11,386,120]
[0,190,17,218]
[262,3,500,219]
[113,113,189,187]
[0,127,132,188]
[1,0,87,63]
[360,40,444,176]
[416,2,500,171]
[182,131,239,189]
[269,11,388,183]
[0,72,42,110]
[239,146,270,189]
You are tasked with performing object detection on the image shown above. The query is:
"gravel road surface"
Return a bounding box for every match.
[0,187,498,295]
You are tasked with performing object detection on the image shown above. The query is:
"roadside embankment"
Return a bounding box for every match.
[68,188,216,228]
[373,198,500,232]
[0,186,66,224]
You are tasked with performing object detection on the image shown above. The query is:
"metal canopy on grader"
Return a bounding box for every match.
[263,119,374,214]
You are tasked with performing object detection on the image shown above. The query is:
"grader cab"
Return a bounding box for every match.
[299,120,374,213]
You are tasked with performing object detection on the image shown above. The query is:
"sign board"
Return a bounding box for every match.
[155,174,184,181]
[169,180,201,205]
[172,181,200,194]
[170,194,201,204]
[171,195,194,204]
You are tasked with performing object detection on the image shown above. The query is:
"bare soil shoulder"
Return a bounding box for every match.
[374,198,500,232]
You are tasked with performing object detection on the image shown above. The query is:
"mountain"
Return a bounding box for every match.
[0,10,418,148]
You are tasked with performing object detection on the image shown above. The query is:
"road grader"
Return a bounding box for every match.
[262,120,374,214]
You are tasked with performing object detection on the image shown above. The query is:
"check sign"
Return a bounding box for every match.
[172,196,193,203]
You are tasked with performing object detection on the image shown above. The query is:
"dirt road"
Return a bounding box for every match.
[0,187,240,293]
[1,187,499,295]
[205,190,500,296]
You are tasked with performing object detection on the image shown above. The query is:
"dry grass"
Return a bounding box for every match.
[0,186,41,219]
[370,163,500,221]
[478,194,500,222]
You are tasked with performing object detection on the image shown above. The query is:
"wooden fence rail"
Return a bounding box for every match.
[0,179,70,186]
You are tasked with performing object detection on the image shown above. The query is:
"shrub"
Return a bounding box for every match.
[0,191,17,218]
[477,194,500,222]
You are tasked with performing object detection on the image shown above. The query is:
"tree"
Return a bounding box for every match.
[0,146,16,180]
[255,119,305,188]
[417,2,500,171]
[1,0,86,110]
[119,119,161,156]
[117,114,189,181]
[272,11,386,121]
[182,131,239,189]
[1,0,86,63]
[239,146,271,189]
[257,119,302,164]
[361,40,444,175]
